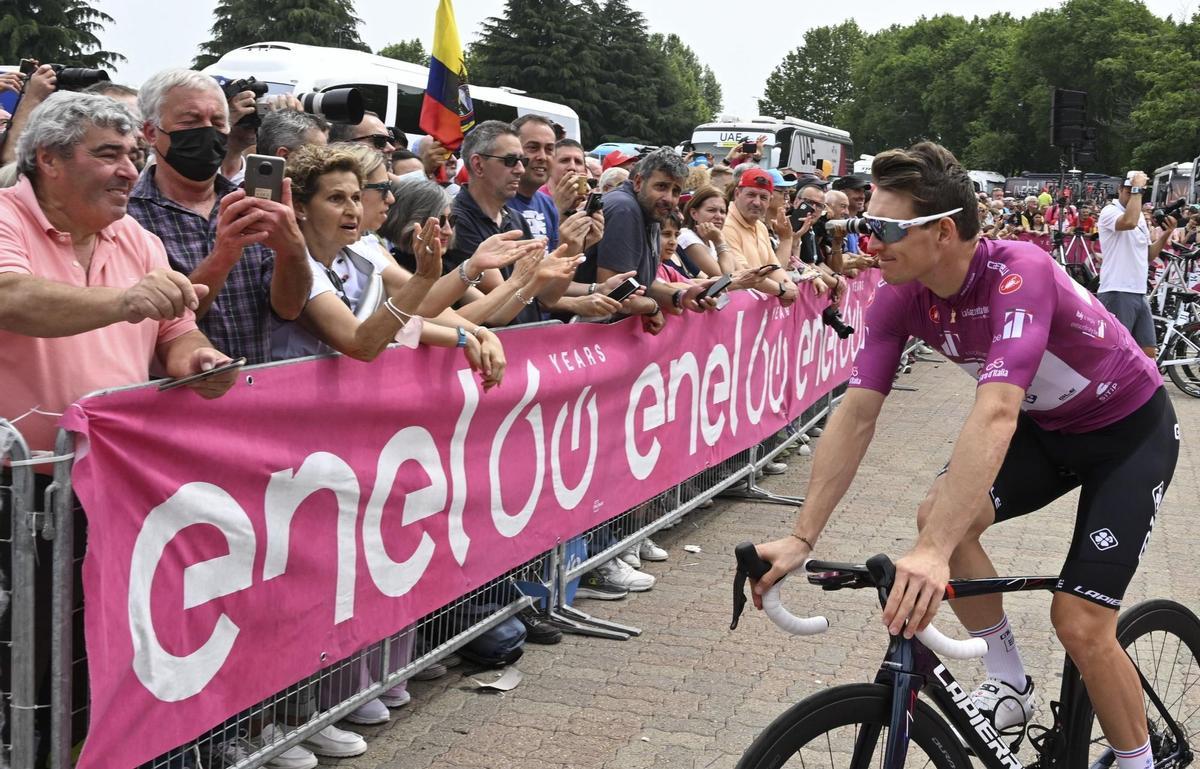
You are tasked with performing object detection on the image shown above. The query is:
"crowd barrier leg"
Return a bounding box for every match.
[47,429,78,769]
[549,540,637,641]
[1,421,37,769]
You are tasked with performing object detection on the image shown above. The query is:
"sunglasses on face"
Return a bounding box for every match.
[356,134,393,150]
[478,152,529,168]
[362,181,391,195]
[439,213,458,228]
[862,207,964,243]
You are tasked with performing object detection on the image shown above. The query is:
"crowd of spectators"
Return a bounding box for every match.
[0,61,911,769]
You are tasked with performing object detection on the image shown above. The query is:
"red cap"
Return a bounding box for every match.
[738,168,775,192]
[602,150,638,172]
[454,162,469,186]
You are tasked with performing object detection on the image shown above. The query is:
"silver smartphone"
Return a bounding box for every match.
[243,154,285,202]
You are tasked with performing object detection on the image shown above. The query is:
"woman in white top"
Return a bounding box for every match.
[270,143,507,388]
[678,186,741,278]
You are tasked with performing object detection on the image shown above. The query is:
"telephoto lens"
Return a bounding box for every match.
[825,218,873,237]
[51,65,109,91]
[297,88,365,125]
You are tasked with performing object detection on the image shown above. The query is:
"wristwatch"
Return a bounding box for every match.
[456,326,468,348]
[777,281,788,297]
[1130,186,1146,195]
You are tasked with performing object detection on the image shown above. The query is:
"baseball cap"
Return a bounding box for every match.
[602,150,638,172]
[767,169,796,188]
[688,155,711,168]
[831,173,871,191]
[794,174,828,191]
[738,168,775,192]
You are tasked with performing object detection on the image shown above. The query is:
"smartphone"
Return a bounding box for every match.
[243,154,285,202]
[607,277,641,302]
[157,358,246,392]
[701,274,734,300]
[739,140,758,154]
[755,263,780,276]
[584,191,604,216]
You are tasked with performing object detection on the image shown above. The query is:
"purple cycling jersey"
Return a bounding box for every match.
[849,238,1161,433]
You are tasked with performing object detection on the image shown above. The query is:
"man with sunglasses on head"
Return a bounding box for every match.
[751,142,1179,769]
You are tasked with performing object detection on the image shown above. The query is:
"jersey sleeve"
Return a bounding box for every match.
[978,258,1056,390]
[847,283,909,395]
[1097,205,1120,234]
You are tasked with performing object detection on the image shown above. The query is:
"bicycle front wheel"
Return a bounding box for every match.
[1165,325,1200,398]
[1067,599,1200,769]
[736,682,973,769]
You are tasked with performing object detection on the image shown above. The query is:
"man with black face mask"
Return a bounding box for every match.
[128,69,310,364]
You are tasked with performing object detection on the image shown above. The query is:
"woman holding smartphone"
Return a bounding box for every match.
[271,143,505,387]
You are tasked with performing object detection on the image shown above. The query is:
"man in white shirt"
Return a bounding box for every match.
[1097,171,1176,356]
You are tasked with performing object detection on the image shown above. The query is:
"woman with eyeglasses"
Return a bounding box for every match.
[270,144,505,389]
[380,178,578,327]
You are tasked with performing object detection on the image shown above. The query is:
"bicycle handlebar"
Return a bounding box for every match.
[732,544,986,660]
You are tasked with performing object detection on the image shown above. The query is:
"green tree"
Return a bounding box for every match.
[378,38,428,66]
[649,32,722,143]
[193,0,369,70]
[0,0,124,69]
[758,21,863,125]
[1124,12,1200,172]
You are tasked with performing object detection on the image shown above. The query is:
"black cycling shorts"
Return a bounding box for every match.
[960,388,1179,609]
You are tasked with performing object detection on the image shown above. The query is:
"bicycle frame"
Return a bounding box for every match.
[865,576,1069,769]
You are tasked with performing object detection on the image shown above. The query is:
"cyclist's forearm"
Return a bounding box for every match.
[791,391,881,542]
[916,385,1019,558]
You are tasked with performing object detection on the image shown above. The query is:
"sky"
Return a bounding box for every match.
[94,0,1199,120]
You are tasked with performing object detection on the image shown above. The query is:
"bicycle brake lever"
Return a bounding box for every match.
[731,541,777,630]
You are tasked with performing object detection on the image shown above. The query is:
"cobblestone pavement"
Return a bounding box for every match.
[333,359,1200,769]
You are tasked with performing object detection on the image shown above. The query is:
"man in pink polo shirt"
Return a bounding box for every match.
[0,91,237,454]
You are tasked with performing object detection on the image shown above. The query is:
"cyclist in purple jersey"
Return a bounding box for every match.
[750,143,1179,769]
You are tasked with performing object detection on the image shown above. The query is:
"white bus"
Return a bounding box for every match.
[200,42,581,142]
[968,170,1006,196]
[689,115,853,177]
[1151,161,1193,206]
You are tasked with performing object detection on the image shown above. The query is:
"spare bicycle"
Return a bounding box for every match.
[730,546,1200,769]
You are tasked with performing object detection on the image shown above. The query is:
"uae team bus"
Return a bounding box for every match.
[200,42,582,143]
[688,115,853,177]
[1151,161,1194,206]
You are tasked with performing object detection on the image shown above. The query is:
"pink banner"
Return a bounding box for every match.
[63,274,880,769]
[1012,231,1101,262]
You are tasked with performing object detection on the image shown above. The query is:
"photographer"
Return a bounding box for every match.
[0,63,57,166]
[1097,171,1176,357]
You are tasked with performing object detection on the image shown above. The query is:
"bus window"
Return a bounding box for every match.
[395,83,424,133]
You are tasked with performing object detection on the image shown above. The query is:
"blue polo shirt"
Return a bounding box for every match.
[508,190,560,250]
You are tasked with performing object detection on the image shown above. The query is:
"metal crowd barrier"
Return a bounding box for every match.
[4,337,937,769]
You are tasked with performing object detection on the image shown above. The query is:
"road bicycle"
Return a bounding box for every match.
[730,546,1200,769]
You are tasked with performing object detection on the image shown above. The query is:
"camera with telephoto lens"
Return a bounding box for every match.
[220,75,365,128]
[824,218,874,238]
[821,305,854,339]
[19,59,109,91]
[1154,199,1185,229]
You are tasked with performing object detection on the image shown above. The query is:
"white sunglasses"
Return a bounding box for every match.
[862,207,964,243]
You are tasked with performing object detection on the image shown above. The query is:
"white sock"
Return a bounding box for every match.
[1114,739,1153,769]
[969,614,1028,691]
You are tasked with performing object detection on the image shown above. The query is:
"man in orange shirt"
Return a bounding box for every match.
[0,92,237,454]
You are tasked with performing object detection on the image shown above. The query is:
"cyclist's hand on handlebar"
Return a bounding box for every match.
[751,536,812,611]
[883,547,950,638]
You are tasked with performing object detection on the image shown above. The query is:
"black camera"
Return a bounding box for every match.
[221,76,270,128]
[821,305,855,339]
[220,76,365,129]
[19,59,109,91]
[1154,199,1185,229]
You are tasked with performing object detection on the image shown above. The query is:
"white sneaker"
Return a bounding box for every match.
[599,558,655,592]
[302,724,367,758]
[380,685,411,708]
[971,676,1036,731]
[255,724,318,769]
[344,696,390,725]
[639,538,668,561]
[761,461,788,475]
[618,545,641,569]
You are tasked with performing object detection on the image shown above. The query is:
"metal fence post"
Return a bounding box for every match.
[48,429,76,769]
[2,420,36,769]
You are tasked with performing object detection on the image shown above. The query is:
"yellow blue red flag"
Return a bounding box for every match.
[420,0,475,151]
